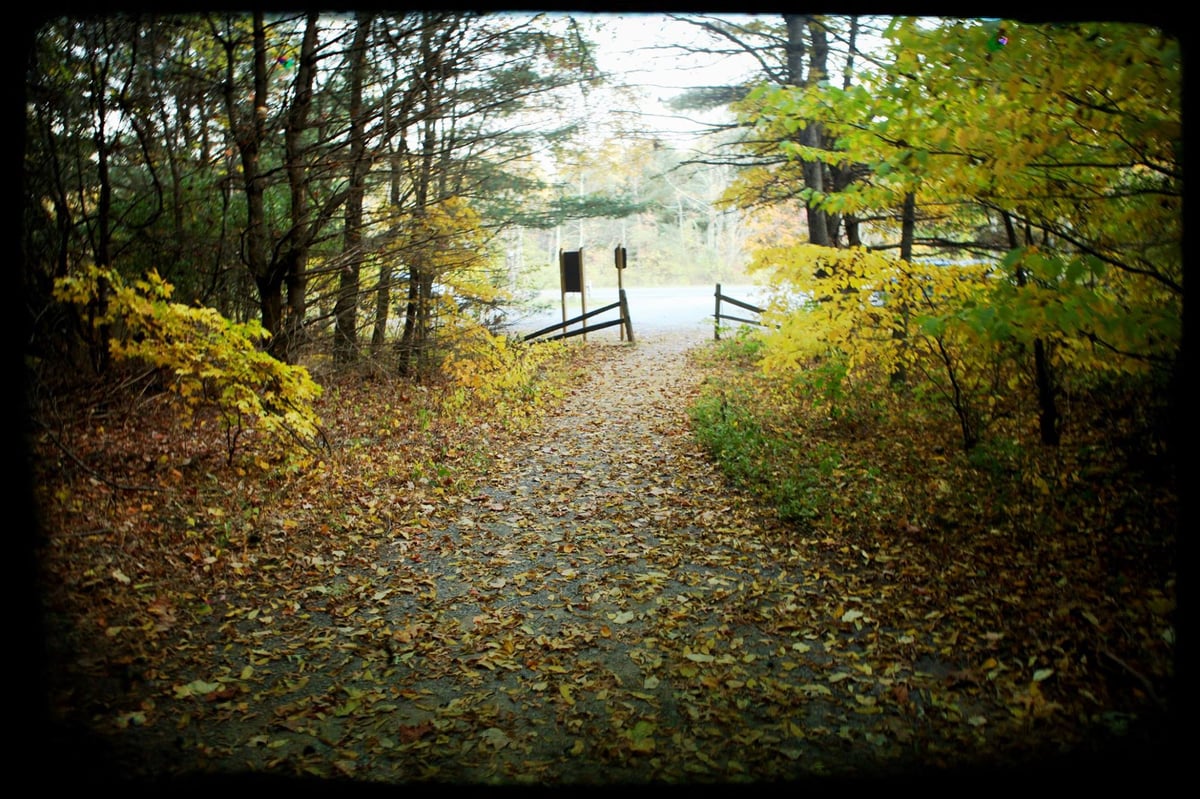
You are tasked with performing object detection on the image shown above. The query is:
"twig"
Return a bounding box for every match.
[1101,646,1166,711]
[34,419,162,493]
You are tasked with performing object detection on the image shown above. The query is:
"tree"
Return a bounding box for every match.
[391,11,603,375]
[731,18,1182,451]
[332,12,375,365]
[23,11,651,385]
[53,266,323,465]
[671,14,884,248]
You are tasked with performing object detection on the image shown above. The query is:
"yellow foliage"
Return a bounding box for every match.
[748,245,1015,440]
[53,266,324,465]
[749,244,915,377]
[438,310,566,429]
[402,196,493,279]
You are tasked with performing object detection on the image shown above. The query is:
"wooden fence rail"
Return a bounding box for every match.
[524,289,635,344]
[713,283,767,340]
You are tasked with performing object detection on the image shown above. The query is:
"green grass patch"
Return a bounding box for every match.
[688,335,849,526]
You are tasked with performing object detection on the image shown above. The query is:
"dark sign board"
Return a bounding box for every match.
[562,250,582,293]
[615,246,627,269]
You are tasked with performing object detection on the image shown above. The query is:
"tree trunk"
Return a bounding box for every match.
[274,13,320,364]
[223,13,279,352]
[1003,211,1060,445]
[374,77,420,352]
[89,50,114,374]
[784,14,834,247]
[399,19,442,377]
[1034,339,1060,444]
[371,262,391,351]
[888,191,916,386]
[334,13,374,365]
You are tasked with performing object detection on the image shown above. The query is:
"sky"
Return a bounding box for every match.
[572,12,771,144]
[587,13,766,90]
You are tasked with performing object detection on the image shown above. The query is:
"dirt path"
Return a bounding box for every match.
[67,328,919,786]
[360,326,849,784]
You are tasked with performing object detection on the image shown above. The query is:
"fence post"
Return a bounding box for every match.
[714,283,721,340]
[619,288,635,344]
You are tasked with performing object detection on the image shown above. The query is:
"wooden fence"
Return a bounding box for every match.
[524,288,635,343]
[713,283,767,340]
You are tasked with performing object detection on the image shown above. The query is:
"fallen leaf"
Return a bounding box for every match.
[481,728,510,749]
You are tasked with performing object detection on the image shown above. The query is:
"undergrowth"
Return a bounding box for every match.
[686,327,1179,745]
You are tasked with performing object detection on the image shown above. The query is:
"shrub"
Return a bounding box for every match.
[53,266,324,465]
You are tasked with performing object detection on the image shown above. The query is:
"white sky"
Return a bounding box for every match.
[572,12,772,144]
[587,12,767,88]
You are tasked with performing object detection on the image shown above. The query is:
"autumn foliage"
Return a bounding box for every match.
[52,267,324,465]
[727,19,1181,454]
[24,13,1181,788]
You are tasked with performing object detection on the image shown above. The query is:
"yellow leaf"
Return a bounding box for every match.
[559,684,574,705]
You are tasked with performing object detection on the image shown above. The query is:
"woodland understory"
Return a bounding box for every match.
[26,329,1180,790]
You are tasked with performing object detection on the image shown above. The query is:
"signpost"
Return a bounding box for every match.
[614,245,627,340]
[525,244,633,345]
[560,248,585,340]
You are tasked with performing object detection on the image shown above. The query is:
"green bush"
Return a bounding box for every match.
[688,387,822,525]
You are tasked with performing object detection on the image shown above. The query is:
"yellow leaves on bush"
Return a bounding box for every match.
[748,245,1003,377]
[400,196,491,279]
[439,314,565,428]
[746,244,1022,448]
[749,244,920,379]
[53,266,323,464]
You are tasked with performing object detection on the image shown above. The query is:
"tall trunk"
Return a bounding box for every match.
[248,13,276,340]
[374,74,420,351]
[372,137,404,351]
[1033,339,1060,444]
[834,17,863,248]
[371,261,392,351]
[399,19,441,377]
[274,12,320,364]
[785,14,833,247]
[334,13,374,365]
[1003,211,1060,445]
[223,13,279,349]
[87,29,115,373]
[416,271,436,375]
